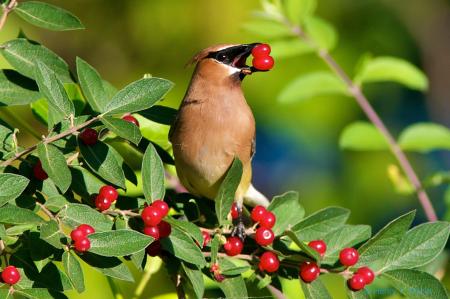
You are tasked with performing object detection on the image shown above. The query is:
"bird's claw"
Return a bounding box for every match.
[231,219,246,241]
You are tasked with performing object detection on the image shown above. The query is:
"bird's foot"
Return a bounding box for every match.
[231,219,246,241]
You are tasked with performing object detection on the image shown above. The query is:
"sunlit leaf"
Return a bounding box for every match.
[399,123,450,153]
[339,122,389,151]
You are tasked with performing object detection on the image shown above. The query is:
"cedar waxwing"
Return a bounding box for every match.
[169,43,269,237]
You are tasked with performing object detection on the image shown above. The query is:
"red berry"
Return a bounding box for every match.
[252,56,274,71]
[99,185,118,202]
[356,267,375,284]
[202,231,211,247]
[214,273,225,282]
[251,43,271,58]
[70,228,86,242]
[146,240,162,256]
[255,227,275,246]
[259,251,279,273]
[259,211,276,229]
[308,240,327,257]
[33,160,48,180]
[74,237,90,252]
[141,206,163,226]
[251,205,267,222]
[78,224,95,235]
[223,237,243,256]
[230,203,239,219]
[143,226,160,240]
[339,248,359,266]
[152,200,169,217]
[95,195,112,211]
[122,115,140,127]
[299,261,320,283]
[347,274,366,291]
[79,128,98,145]
[1,265,20,285]
[157,221,171,238]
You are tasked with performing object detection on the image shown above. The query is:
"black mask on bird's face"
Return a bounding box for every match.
[206,43,261,79]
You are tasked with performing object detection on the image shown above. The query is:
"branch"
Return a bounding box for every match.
[0,0,17,31]
[286,22,437,222]
[0,116,100,168]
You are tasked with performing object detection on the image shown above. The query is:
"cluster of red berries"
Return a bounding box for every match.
[225,204,280,273]
[141,200,171,256]
[251,44,274,71]
[78,114,139,146]
[1,265,21,285]
[299,244,375,291]
[70,224,95,253]
[94,185,119,211]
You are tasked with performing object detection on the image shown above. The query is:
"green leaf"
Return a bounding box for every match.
[40,220,61,248]
[89,229,153,257]
[339,121,389,151]
[165,218,203,246]
[0,204,43,224]
[101,116,142,145]
[381,221,450,272]
[79,140,126,189]
[218,259,248,299]
[0,173,29,207]
[283,0,317,25]
[242,19,293,38]
[80,253,134,282]
[130,250,146,270]
[15,1,84,31]
[182,263,204,299]
[301,278,332,299]
[268,191,304,235]
[381,269,448,299]
[141,142,165,203]
[0,69,41,106]
[355,56,428,91]
[62,251,85,293]
[398,123,450,153]
[269,39,314,59]
[278,71,347,103]
[13,288,58,299]
[220,264,251,276]
[304,16,338,50]
[321,224,371,265]
[215,158,243,226]
[70,166,105,200]
[58,203,113,232]
[161,225,206,266]
[37,143,71,193]
[0,289,11,299]
[0,123,14,157]
[0,38,72,83]
[76,57,109,112]
[34,62,75,126]
[347,288,370,299]
[285,230,320,260]
[139,105,177,126]
[104,77,173,115]
[210,234,220,264]
[355,210,415,271]
[292,206,350,240]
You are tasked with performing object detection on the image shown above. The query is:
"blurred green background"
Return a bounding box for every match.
[0,0,449,298]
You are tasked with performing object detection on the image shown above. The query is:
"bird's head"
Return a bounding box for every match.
[188,43,261,81]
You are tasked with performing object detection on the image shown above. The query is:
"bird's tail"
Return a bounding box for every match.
[244,184,270,207]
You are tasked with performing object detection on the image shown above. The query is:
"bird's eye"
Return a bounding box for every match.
[217,53,227,62]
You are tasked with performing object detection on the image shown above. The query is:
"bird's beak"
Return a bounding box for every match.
[231,43,261,75]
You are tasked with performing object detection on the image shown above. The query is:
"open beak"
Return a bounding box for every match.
[231,43,261,75]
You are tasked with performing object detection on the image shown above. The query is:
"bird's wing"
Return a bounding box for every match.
[168,109,180,142]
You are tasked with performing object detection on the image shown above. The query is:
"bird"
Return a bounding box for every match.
[169,43,269,238]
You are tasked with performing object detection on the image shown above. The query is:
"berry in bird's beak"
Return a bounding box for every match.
[250,43,274,71]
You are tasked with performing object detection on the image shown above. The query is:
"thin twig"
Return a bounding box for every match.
[0,116,100,168]
[102,209,141,218]
[36,201,56,220]
[0,0,17,31]
[286,22,437,221]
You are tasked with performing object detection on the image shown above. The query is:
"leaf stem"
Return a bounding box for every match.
[0,0,16,31]
[286,22,437,222]
[0,116,100,168]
